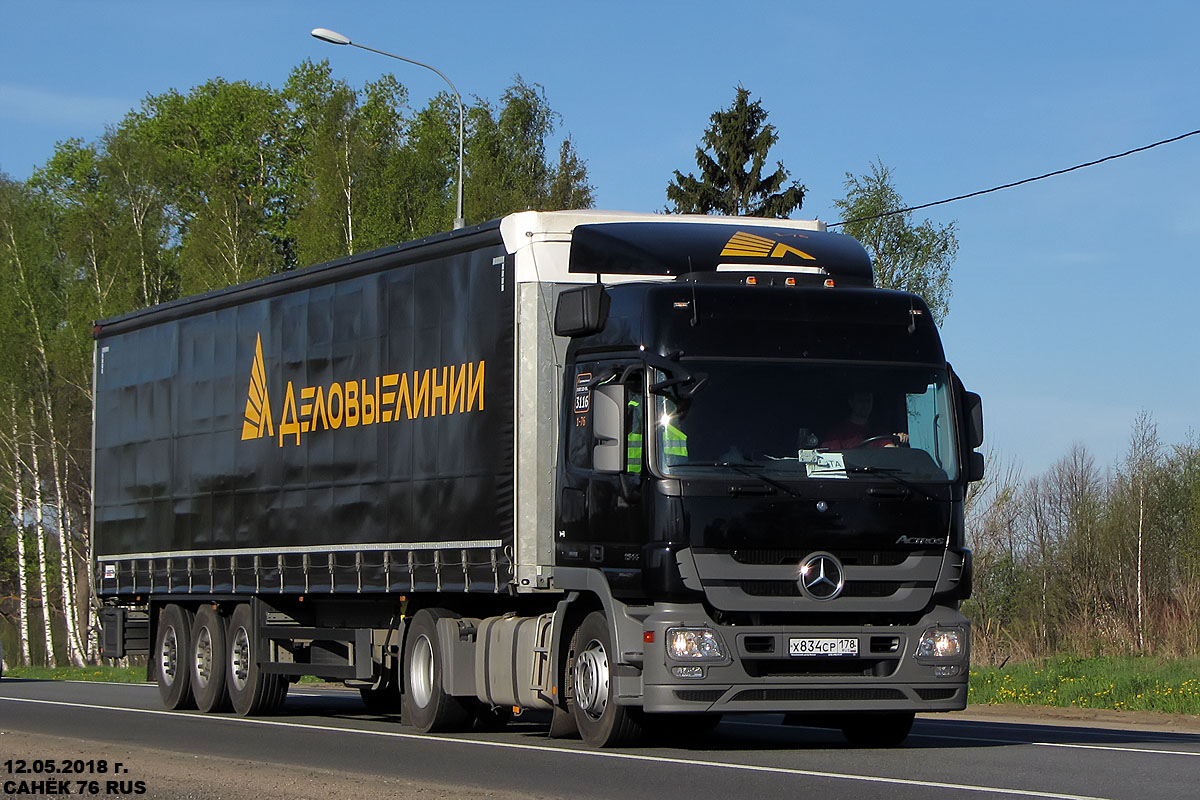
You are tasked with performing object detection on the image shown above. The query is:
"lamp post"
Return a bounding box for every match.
[311,27,465,230]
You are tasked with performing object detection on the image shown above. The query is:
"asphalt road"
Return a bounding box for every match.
[2,679,1199,800]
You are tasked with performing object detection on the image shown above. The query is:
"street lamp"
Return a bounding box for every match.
[311,27,465,230]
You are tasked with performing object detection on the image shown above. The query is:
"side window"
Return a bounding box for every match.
[566,363,643,473]
[567,368,593,469]
[626,379,644,474]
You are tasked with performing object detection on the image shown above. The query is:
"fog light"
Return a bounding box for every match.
[666,627,725,660]
[934,665,961,677]
[915,627,964,659]
[672,666,705,679]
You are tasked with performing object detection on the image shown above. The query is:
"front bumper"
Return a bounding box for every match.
[637,604,969,714]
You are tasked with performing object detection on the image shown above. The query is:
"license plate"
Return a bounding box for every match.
[789,637,859,657]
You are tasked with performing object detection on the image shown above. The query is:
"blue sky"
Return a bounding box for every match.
[3,1,1197,478]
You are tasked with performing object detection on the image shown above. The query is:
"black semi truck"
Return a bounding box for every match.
[94,210,984,747]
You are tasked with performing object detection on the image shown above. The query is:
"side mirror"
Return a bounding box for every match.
[554,284,610,337]
[967,451,986,483]
[964,391,984,450]
[592,383,626,473]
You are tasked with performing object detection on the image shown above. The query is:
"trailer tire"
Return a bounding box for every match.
[840,711,914,747]
[567,611,643,748]
[190,606,230,713]
[402,609,472,733]
[226,603,287,716]
[155,604,195,710]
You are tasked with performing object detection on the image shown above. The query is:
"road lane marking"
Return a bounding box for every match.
[1035,741,1200,757]
[730,721,1200,756]
[0,696,1109,800]
[912,732,1200,756]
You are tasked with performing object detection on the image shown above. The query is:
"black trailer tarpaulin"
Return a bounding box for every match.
[93,225,515,596]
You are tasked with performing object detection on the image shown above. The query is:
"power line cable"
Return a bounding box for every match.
[828,128,1200,227]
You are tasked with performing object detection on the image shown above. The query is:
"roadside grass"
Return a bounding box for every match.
[8,656,1200,717]
[1,665,324,684]
[3,665,148,683]
[970,655,1200,715]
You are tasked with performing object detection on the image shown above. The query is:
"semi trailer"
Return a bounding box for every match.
[94,209,984,747]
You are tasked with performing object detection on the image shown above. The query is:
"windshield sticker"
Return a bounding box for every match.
[799,450,848,479]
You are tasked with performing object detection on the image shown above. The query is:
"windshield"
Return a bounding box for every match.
[651,361,959,482]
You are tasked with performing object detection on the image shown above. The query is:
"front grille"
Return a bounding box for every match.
[738,580,908,598]
[674,689,727,703]
[743,658,899,678]
[731,687,906,702]
[730,549,911,566]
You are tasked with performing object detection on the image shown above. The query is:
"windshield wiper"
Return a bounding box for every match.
[844,465,939,501]
[686,461,805,499]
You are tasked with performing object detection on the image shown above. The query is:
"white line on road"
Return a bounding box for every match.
[0,696,1109,800]
[729,720,1200,758]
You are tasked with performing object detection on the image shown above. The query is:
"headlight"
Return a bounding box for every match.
[666,627,725,660]
[914,627,964,659]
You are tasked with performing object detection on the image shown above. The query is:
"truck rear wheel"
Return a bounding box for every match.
[402,608,472,732]
[226,603,287,716]
[190,605,230,713]
[567,611,643,748]
[155,604,195,710]
[840,711,915,747]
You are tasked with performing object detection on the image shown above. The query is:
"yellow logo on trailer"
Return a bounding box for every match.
[720,231,816,261]
[239,333,485,447]
[240,334,274,440]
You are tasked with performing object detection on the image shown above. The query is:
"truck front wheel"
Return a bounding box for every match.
[567,611,643,748]
[156,604,195,710]
[402,609,472,732]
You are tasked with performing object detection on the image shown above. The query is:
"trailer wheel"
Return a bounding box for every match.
[840,711,915,747]
[567,611,643,748]
[155,604,196,710]
[226,603,287,716]
[402,609,472,733]
[190,605,230,713]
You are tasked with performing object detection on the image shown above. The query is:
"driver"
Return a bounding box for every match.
[821,390,909,450]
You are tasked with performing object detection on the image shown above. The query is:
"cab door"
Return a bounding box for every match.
[556,361,647,593]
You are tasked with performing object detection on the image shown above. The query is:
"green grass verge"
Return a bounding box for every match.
[2,665,148,683]
[8,656,1200,716]
[970,656,1200,715]
[1,665,324,684]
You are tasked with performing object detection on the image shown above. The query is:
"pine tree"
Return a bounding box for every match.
[666,86,804,218]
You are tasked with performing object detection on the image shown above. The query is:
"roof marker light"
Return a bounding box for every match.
[824,279,836,288]
[746,276,757,285]
[786,277,797,286]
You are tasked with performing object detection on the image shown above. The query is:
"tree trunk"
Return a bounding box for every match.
[28,408,56,667]
[45,402,85,666]
[1136,481,1145,653]
[10,403,32,665]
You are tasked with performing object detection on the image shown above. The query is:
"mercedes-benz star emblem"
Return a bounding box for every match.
[797,552,846,601]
